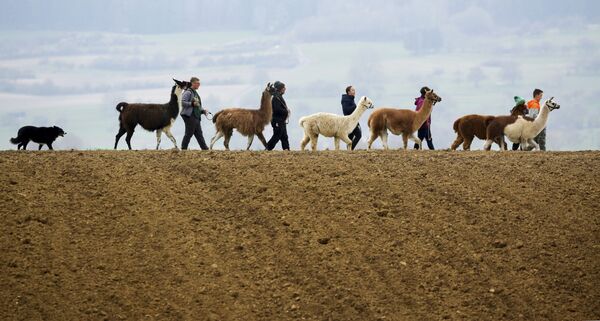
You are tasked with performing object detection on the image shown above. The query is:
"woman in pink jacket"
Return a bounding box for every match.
[413,86,435,150]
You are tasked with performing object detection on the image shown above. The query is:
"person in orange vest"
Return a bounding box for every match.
[527,88,546,150]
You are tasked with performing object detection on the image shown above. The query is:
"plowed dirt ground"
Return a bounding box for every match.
[1,150,599,321]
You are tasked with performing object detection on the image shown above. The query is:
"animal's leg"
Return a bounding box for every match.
[300,133,310,151]
[450,135,464,150]
[340,135,352,151]
[410,133,422,150]
[17,143,22,150]
[334,137,340,150]
[381,131,390,150]
[210,131,224,150]
[256,132,268,149]
[155,129,162,150]
[528,138,539,151]
[310,135,319,151]
[367,131,378,150]
[463,136,473,151]
[223,131,232,151]
[246,135,254,150]
[164,127,178,149]
[47,143,53,150]
[115,127,126,149]
[401,134,409,150]
[483,139,493,151]
[22,140,29,150]
[125,129,134,150]
[38,144,43,150]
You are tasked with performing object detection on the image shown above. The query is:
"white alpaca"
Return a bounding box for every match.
[505,98,560,150]
[299,96,374,151]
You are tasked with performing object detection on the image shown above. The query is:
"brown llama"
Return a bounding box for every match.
[484,104,535,151]
[114,79,190,150]
[209,83,276,150]
[450,104,529,150]
[367,89,442,150]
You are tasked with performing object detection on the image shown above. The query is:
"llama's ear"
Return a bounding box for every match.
[549,97,554,101]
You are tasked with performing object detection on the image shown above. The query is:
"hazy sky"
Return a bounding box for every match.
[1,1,599,150]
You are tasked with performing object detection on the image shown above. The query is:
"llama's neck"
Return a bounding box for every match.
[169,93,179,117]
[346,104,367,126]
[413,98,433,130]
[531,104,550,132]
[259,92,273,121]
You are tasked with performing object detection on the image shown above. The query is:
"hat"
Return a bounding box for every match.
[514,96,526,106]
[273,81,285,90]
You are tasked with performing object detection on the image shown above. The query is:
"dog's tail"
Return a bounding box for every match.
[116,102,128,113]
[9,137,20,145]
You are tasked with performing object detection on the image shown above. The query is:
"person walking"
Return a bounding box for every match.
[413,86,435,150]
[266,81,290,151]
[527,88,546,150]
[341,85,362,150]
[511,96,527,150]
[180,77,209,150]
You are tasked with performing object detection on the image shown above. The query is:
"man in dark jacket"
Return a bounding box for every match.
[341,85,361,150]
[181,77,209,150]
[267,81,290,150]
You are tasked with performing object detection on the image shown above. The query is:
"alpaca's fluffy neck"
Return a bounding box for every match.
[413,97,434,130]
[530,104,550,133]
[344,103,367,130]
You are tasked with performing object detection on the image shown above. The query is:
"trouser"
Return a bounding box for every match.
[535,128,546,151]
[181,115,208,150]
[267,120,289,150]
[348,124,362,150]
[414,125,434,150]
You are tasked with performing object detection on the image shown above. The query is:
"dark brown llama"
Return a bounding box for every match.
[114,79,190,150]
[451,103,529,150]
[484,104,534,151]
[209,83,276,150]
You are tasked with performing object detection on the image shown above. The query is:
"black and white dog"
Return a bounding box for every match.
[10,126,66,150]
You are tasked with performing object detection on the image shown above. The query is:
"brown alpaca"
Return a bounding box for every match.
[210,83,276,150]
[450,104,529,150]
[484,104,534,151]
[367,90,442,150]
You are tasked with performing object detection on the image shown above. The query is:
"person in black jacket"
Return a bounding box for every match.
[341,85,361,150]
[267,81,290,150]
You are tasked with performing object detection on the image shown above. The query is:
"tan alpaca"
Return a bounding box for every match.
[367,90,442,150]
[210,83,276,150]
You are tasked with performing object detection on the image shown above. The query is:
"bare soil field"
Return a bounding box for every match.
[1,150,599,321]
